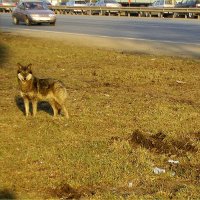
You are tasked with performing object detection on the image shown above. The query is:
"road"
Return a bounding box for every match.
[1,13,200,58]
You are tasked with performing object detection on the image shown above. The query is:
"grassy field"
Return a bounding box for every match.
[0,32,200,199]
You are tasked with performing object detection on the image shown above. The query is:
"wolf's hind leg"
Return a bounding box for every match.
[62,104,69,119]
[55,100,69,119]
[24,97,30,117]
[54,86,69,119]
[55,102,62,115]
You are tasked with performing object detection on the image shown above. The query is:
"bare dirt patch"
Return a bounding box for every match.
[130,130,198,156]
[50,183,96,199]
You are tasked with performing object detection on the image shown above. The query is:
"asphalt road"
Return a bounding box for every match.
[1,13,200,58]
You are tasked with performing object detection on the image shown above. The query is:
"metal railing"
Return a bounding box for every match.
[1,5,200,19]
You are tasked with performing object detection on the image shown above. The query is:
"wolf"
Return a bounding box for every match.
[17,63,69,119]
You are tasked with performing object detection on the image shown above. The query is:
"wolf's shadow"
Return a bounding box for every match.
[0,189,16,199]
[15,96,53,116]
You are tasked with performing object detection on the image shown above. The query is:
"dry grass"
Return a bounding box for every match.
[0,32,200,199]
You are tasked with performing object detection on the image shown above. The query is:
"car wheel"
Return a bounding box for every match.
[25,17,31,26]
[13,16,19,25]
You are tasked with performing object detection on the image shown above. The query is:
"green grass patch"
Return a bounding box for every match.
[0,32,200,199]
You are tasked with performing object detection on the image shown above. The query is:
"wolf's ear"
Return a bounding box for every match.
[17,63,23,70]
[27,63,32,70]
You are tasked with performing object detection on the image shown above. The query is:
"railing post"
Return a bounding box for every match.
[149,12,151,17]
[100,9,102,16]
[118,11,120,17]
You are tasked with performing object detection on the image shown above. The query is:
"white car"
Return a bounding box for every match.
[149,0,175,8]
[148,0,175,16]
[66,0,87,13]
[95,0,121,14]
[95,0,122,8]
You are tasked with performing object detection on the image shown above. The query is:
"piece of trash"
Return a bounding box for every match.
[176,80,186,84]
[128,182,133,188]
[168,159,179,164]
[153,167,166,174]
[151,58,156,61]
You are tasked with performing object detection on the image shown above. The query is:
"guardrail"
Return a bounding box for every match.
[1,5,200,19]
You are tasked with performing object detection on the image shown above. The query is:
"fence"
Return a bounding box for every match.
[1,5,200,19]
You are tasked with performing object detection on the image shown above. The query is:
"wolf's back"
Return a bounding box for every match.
[35,78,68,103]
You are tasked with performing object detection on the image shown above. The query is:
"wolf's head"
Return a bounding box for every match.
[17,63,33,82]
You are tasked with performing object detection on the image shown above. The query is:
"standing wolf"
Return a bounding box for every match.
[17,63,69,118]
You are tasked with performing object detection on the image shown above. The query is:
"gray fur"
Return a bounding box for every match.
[17,63,69,118]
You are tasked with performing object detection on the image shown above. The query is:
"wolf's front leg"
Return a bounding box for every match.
[32,100,38,117]
[24,97,30,117]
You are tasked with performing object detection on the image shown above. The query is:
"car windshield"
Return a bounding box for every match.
[24,2,47,10]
